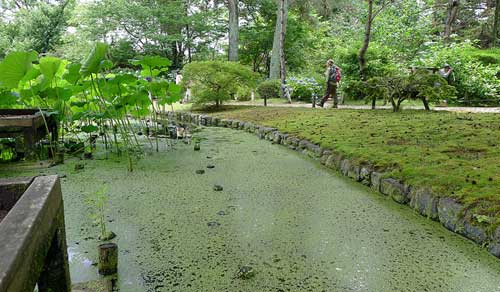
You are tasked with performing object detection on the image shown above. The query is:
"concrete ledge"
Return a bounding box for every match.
[0,177,34,219]
[168,111,500,259]
[0,175,70,292]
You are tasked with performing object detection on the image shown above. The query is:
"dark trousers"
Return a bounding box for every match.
[320,81,338,107]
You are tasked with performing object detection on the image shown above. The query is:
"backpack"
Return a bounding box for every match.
[335,67,341,82]
[329,66,341,82]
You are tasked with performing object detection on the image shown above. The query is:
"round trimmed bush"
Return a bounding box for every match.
[257,79,281,99]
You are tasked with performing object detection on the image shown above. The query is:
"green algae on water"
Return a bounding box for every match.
[1,127,500,292]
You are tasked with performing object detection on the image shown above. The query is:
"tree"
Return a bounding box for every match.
[269,0,288,80]
[493,0,500,47]
[358,0,374,82]
[0,0,72,55]
[358,0,394,109]
[444,0,460,40]
[228,0,239,61]
[61,0,226,69]
[181,61,257,106]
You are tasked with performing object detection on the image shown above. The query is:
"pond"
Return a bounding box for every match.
[1,126,500,291]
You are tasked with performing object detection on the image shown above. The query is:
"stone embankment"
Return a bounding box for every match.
[166,111,500,259]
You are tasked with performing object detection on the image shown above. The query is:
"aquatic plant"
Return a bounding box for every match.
[0,44,182,170]
[86,185,112,241]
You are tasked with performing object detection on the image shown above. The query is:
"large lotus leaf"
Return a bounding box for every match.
[80,43,109,77]
[71,111,86,121]
[140,68,164,77]
[165,83,182,104]
[0,51,38,89]
[70,101,88,108]
[96,78,120,97]
[100,60,113,70]
[131,56,171,69]
[0,90,18,105]
[130,108,150,118]
[167,83,181,96]
[125,90,150,105]
[21,66,41,83]
[155,82,182,105]
[63,63,82,84]
[81,125,99,133]
[150,80,169,95]
[40,87,73,101]
[68,84,85,95]
[39,56,63,82]
[111,73,137,85]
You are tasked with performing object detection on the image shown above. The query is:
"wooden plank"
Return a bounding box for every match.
[0,118,36,128]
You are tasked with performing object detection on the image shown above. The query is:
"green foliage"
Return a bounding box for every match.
[257,79,281,100]
[287,76,323,102]
[407,71,457,103]
[182,61,257,106]
[462,47,500,65]
[108,40,137,67]
[0,51,38,89]
[342,80,366,101]
[150,79,182,105]
[361,71,457,111]
[86,185,108,240]
[39,56,64,82]
[335,44,399,82]
[80,43,109,77]
[235,86,253,101]
[0,48,177,168]
[63,63,82,84]
[415,42,500,105]
[131,56,172,77]
[0,0,71,56]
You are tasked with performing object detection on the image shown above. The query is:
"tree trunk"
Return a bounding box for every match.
[444,0,460,40]
[422,97,431,110]
[186,24,193,63]
[228,0,239,61]
[359,0,373,82]
[270,0,288,80]
[493,0,500,47]
[359,0,374,108]
[389,97,397,112]
[279,0,291,103]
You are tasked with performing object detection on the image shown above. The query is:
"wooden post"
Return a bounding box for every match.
[98,243,118,275]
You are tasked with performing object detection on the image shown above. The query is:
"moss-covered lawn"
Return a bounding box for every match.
[201,106,500,219]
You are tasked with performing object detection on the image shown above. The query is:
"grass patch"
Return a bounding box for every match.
[201,106,500,221]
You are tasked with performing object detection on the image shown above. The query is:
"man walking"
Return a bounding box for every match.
[318,59,341,108]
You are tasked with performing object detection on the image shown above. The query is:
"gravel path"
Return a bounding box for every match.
[227,101,500,113]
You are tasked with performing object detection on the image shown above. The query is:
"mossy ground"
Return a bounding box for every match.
[201,106,500,221]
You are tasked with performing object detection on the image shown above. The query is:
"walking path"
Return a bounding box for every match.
[227,101,500,113]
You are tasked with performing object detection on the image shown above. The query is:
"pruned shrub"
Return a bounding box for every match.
[362,70,457,112]
[235,86,253,101]
[257,79,281,100]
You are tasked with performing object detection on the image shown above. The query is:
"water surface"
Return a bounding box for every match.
[2,127,499,291]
